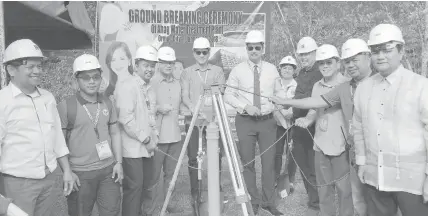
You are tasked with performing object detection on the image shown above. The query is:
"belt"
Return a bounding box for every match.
[240,112,273,121]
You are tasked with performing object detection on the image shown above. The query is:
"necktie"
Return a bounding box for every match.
[253,65,261,109]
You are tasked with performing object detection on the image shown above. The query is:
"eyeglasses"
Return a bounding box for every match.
[246,46,262,51]
[77,75,102,81]
[194,50,208,56]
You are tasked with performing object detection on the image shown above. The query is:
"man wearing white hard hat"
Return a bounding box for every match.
[291,36,322,214]
[352,24,428,216]
[273,56,298,198]
[181,37,225,207]
[0,39,75,215]
[271,38,373,216]
[224,30,284,215]
[143,46,184,214]
[114,45,159,216]
[57,54,123,216]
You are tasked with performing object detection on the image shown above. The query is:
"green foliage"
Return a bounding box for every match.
[269,1,426,74]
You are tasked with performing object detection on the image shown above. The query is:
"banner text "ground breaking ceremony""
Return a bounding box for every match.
[128,9,243,43]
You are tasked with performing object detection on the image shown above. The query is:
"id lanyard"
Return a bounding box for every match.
[82,103,101,140]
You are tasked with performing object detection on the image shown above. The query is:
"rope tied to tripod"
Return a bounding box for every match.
[155,83,352,188]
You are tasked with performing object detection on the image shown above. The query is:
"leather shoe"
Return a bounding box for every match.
[261,205,283,215]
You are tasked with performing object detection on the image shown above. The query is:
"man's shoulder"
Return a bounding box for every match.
[261,61,277,69]
[208,64,223,72]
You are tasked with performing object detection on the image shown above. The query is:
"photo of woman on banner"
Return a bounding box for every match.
[101,41,134,100]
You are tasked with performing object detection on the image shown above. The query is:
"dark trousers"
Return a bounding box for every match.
[0,167,64,216]
[235,115,277,206]
[275,125,297,183]
[315,151,353,216]
[292,137,320,209]
[365,184,428,216]
[67,164,121,216]
[122,157,153,216]
[144,142,182,213]
[185,125,223,197]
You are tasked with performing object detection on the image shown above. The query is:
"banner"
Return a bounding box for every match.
[97,1,271,94]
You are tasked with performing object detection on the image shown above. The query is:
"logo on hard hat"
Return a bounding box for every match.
[103,109,109,116]
[300,44,305,48]
[375,32,381,37]
[34,44,40,50]
[85,60,93,64]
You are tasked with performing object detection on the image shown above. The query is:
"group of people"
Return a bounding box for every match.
[0,21,426,216]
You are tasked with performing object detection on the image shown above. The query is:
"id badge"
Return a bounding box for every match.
[96,140,113,160]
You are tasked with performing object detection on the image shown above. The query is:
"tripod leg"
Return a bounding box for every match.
[195,126,204,216]
[159,95,205,216]
[211,95,254,216]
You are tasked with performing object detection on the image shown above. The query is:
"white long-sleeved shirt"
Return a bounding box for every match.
[353,65,428,195]
[0,83,69,179]
[114,74,155,158]
[224,60,283,115]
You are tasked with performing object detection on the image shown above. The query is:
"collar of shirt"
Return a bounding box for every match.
[159,75,175,83]
[350,71,373,89]
[75,92,102,105]
[10,82,41,98]
[374,65,404,85]
[195,64,212,72]
[247,60,262,70]
[318,73,346,88]
[280,78,297,89]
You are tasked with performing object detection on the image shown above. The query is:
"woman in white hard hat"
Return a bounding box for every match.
[353,23,428,216]
[103,41,134,99]
[0,39,75,215]
[274,56,298,198]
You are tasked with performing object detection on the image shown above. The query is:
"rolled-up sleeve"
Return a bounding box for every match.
[224,68,247,113]
[51,98,69,158]
[115,83,150,143]
[352,84,366,165]
[419,82,428,174]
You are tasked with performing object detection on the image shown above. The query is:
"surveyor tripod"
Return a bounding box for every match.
[159,84,254,216]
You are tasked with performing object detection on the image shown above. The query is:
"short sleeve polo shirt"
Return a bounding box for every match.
[57,93,117,171]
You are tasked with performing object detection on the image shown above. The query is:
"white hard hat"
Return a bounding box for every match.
[279,56,297,67]
[3,39,45,64]
[135,45,158,62]
[193,37,210,49]
[296,37,318,54]
[73,54,101,75]
[245,30,265,43]
[158,46,176,62]
[341,38,370,60]
[316,44,340,61]
[367,24,405,46]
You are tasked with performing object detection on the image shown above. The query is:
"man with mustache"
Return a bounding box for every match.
[0,39,75,216]
[114,45,159,216]
[224,30,284,215]
[271,38,373,216]
[353,24,428,216]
